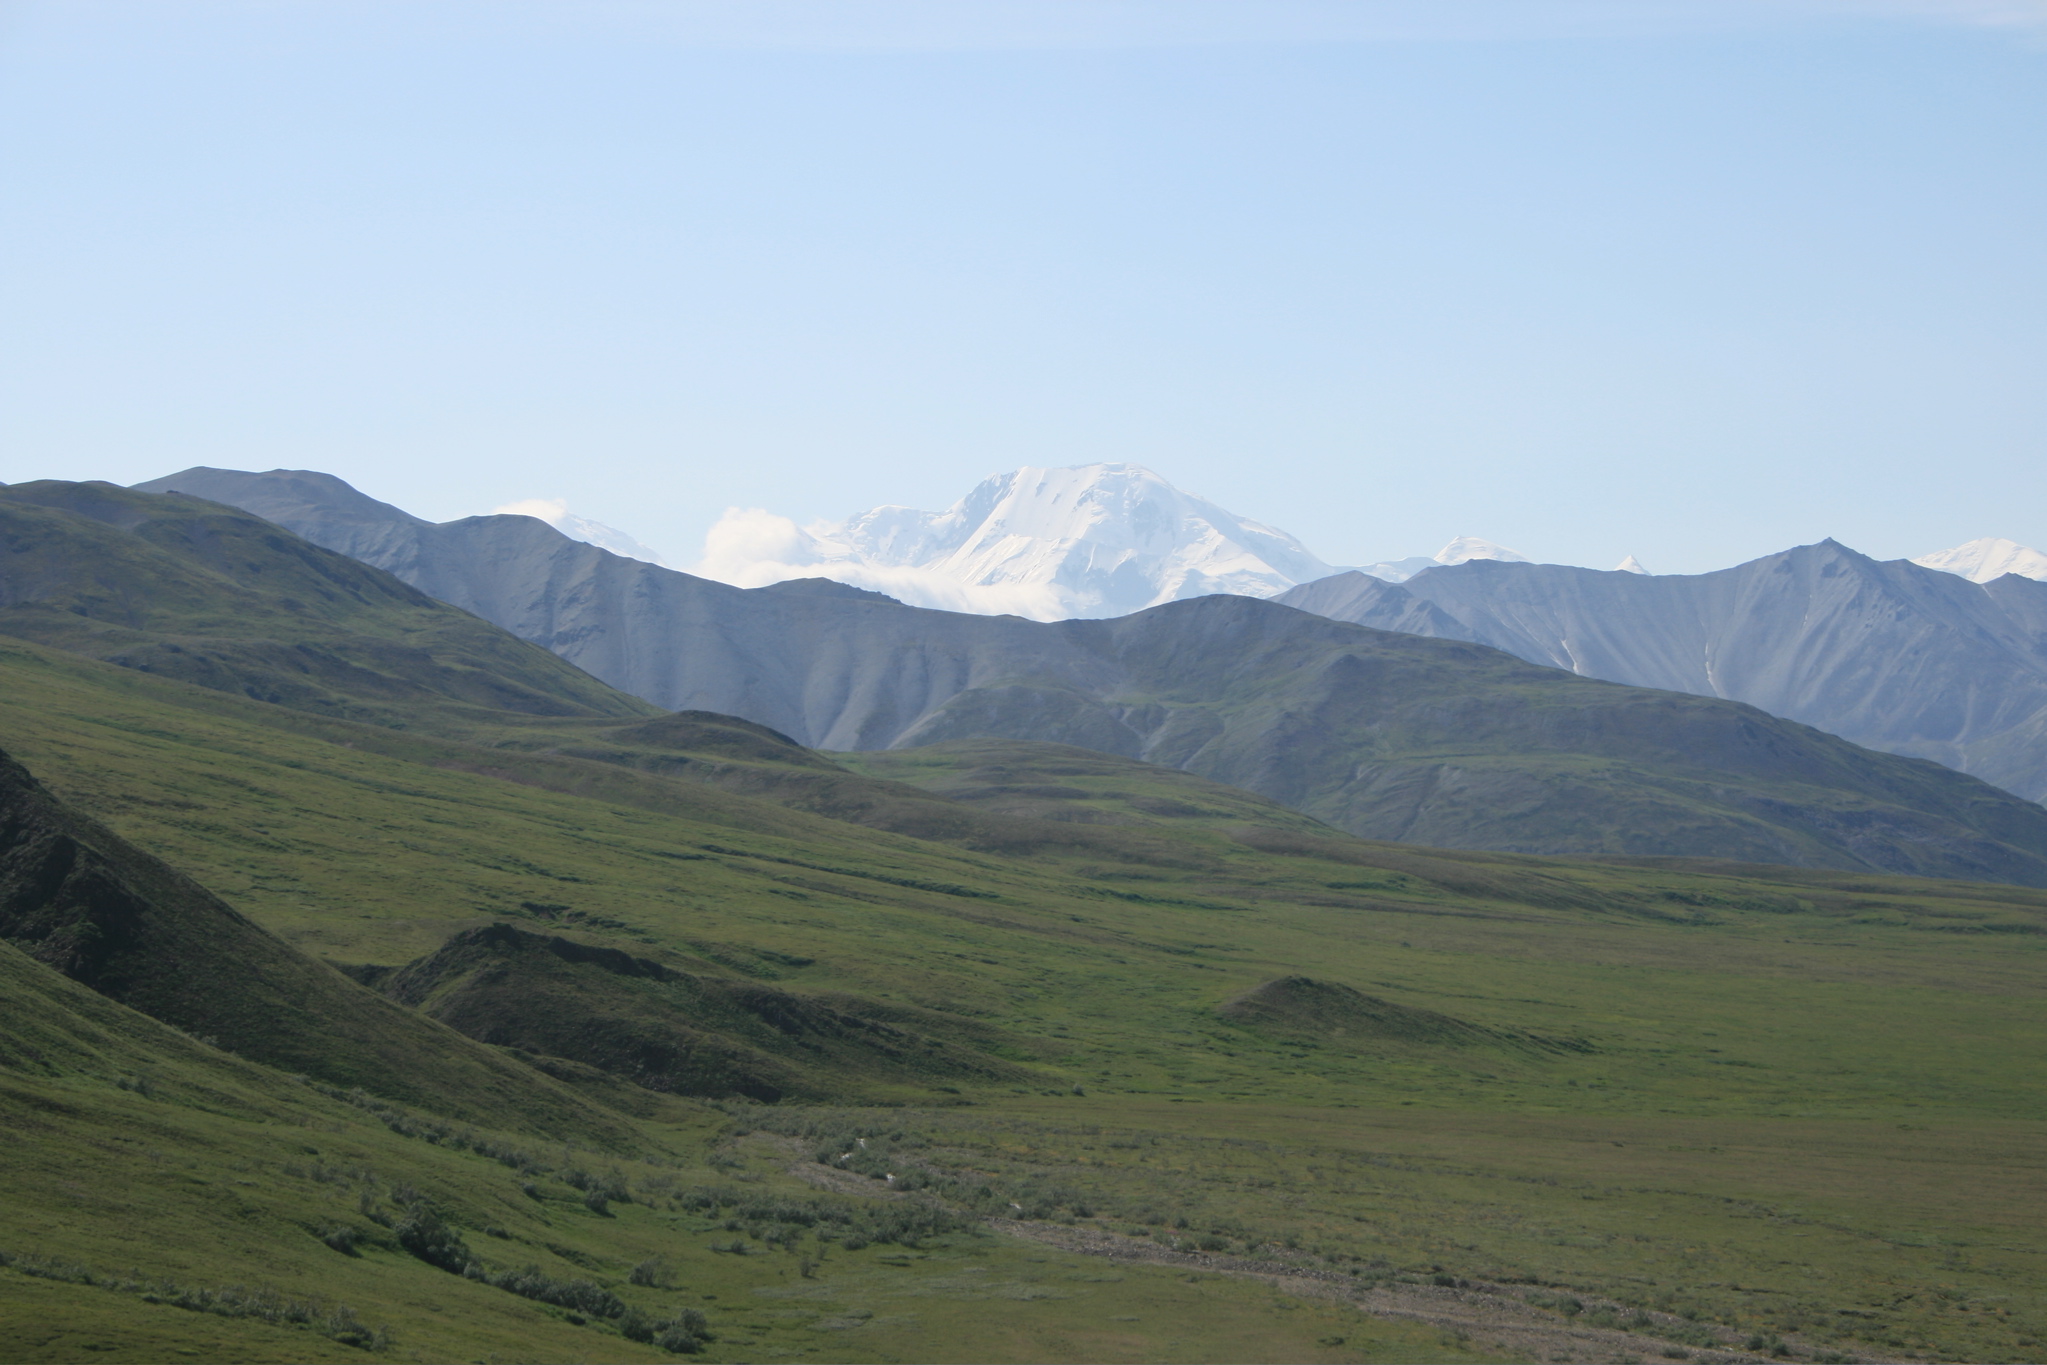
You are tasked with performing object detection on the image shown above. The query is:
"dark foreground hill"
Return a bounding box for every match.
[119,467,2047,882]
[361,922,1026,1102]
[0,743,631,1143]
[1276,543,2047,802]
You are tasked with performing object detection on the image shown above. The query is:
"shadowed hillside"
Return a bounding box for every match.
[0,744,636,1144]
[364,922,1028,1102]
[0,480,653,724]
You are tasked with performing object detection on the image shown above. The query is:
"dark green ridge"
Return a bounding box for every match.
[369,921,1029,1103]
[0,480,655,725]
[0,743,637,1147]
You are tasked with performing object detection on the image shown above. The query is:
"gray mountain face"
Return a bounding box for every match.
[1275,545,2047,803]
[128,468,2047,883]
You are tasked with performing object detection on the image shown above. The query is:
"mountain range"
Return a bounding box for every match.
[528,459,2045,609]
[92,467,2047,881]
[1275,541,2047,803]
[683,462,1562,613]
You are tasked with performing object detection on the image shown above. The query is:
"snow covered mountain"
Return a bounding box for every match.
[1351,535,1531,584]
[492,498,670,566]
[1912,537,2047,584]
[693,463,1336,620]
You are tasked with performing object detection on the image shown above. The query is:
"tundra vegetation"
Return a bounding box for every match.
[0,489,2043,1362]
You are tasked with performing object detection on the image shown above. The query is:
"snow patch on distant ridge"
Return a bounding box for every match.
[693,463,1336,621]
[1351,536,1531,583]
[1911,537,2047,584]
[492,498,671,566]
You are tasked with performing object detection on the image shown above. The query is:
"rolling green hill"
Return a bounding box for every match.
[0,743,635,1145]
[0,480,653,724]
[2,618,2046,1361]
[370,921,1029,1102]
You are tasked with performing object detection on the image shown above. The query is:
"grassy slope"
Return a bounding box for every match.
[1,634,2045,1359]
[2,942,1460,1365]
[0,746,640,1147]
[0,481,654,724]
[833,737,1342,836]
[895,598,2047,884]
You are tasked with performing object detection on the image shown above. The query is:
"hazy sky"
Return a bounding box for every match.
[2,0,2042,573]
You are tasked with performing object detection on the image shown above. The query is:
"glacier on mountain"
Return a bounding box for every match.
[1912,537,2047,584]
[693,463,1337,620]
[493,498,671,566]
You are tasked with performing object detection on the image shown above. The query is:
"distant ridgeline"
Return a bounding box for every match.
[1278,546,2047,804]
[0,469,2003,884]
[133,465,2047,809]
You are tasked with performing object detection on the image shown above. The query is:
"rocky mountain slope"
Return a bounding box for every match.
[492,496,672,565]
[113,468,2047,879]
[1275,541,2047,802]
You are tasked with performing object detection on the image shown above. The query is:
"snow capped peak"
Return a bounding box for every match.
[1433,536,1529,567]
[693,462,1335,620]
[1614,554,1649,575]
[492,498,670,566]
[1911,537,2047,584]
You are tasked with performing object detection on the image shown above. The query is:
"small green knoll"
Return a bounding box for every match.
[373,920,1027,1102]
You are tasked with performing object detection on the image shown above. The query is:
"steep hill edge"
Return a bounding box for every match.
[0,743,637,1145]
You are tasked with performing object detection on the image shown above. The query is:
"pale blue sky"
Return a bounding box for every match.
[1,0,2042,573]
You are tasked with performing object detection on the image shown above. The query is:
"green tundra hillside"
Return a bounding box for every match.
[2,620,2045,1363]
[0,480,653,724]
